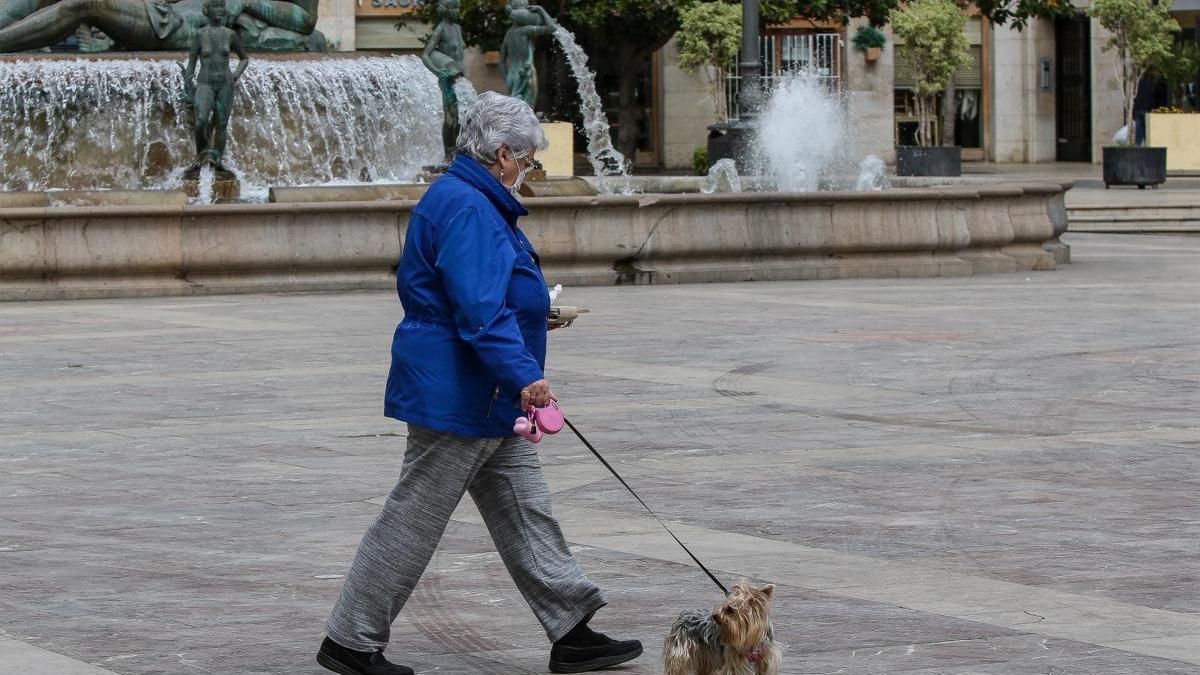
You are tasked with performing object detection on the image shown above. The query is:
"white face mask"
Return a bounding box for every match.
[504,149,529,197]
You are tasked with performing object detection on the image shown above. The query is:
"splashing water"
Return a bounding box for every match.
[0,56,442,192]
[551,25,630,194]
[195,164,216,204]
[754,72,848,192]
[701,158,742,194]
[452,76,478,120]
[855,155,889,191]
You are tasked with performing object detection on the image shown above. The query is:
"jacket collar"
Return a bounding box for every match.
[448,154,529,224]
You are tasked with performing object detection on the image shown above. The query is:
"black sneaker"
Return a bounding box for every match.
[316,637,414,675]
[549,625,643,673]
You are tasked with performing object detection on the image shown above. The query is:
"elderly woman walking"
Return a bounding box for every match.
[317,92,642,675]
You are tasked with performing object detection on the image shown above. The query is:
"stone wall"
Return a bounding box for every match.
[0,184,1069,300]
[1089,12,1125,160]
[1027,18,1060,162]
[657,37,720,171]
[990,18,1057,163]
[463,48,508,97]
[316,0,357,51]
[843,18,897,164]
[985,10,1127,165]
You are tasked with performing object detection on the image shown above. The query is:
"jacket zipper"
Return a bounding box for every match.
[485,385,499,418]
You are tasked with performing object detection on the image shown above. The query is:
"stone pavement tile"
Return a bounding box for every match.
[1104,636,1200,666]
[1,233,1198,673]
[792,633,1200,674]
[0,634,121,675]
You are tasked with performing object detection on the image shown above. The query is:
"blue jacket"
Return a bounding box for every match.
[384,155,550,437]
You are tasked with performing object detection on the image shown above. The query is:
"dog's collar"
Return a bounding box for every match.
[744,642,767,662]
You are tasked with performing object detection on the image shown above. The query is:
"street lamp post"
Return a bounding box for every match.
[706,0,760,173]
[738,0,761,121]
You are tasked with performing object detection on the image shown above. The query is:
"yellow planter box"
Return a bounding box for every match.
[539,122,574,178]
[1146,113,1200,172]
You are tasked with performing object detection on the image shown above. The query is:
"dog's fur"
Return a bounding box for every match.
[663,580,782,675]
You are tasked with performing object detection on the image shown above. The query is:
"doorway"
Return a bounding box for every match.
[1056,15,1092,162]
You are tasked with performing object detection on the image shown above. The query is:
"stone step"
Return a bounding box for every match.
[1068,205,1200,233]
[1069,222,1200,233]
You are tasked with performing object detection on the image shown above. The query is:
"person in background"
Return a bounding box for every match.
[1134,74,1170,144]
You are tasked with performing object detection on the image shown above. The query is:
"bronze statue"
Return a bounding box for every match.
[421,0,466,160]
[0,0,42,30]
[182,0,248,178]
[0,0,323,52]
[499,0,555,107]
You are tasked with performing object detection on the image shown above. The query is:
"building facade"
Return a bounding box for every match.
[314,1,1197,170]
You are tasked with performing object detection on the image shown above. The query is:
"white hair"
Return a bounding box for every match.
[456,91,548,165]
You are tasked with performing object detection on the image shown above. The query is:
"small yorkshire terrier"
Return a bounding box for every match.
[663,580,782,675]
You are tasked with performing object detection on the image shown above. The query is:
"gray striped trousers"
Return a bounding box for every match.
[325,424,607,651]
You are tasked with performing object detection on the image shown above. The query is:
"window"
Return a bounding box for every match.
[893,17,983,148]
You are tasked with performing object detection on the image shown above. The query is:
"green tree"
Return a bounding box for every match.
[406,0,1074,164]
[1089,0,1180,143]
[890,0,971,146]
[762,0,1072,29]
[969,0,1075,30]
[1153,39,1200,108]
[676,1,741,120]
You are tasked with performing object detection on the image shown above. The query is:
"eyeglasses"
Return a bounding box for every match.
[504,148,532,169]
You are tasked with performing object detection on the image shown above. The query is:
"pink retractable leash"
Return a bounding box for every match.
[513,400,565,443]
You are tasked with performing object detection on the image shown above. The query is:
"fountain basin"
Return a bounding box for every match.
[0,181,1070,300]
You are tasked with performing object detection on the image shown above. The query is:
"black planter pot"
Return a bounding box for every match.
[896,146,962,177]
[1103,146,1167,189]
[706,118,757,174]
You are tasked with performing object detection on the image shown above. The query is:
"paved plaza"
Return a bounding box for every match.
[1,232,1198,675]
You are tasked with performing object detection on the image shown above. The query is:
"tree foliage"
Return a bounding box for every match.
[1089,0,1179,143]
[406,0,692,53]
[404,0,1077,164]
[970,0,1075,30]
[760,0,1071,28]
[676,1,741,119]
[890,0,970,146]
[1154,40,1200,107]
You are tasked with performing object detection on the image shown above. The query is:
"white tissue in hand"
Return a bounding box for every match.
[548,284,563,301]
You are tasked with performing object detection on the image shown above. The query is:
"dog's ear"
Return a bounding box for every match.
[759,583,775,599]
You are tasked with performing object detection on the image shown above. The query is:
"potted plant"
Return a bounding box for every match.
[852,25,887,62]
[889,0,971,176]
[1089,0,1179,188]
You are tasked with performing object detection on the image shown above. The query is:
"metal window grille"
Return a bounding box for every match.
[723,33,842,121]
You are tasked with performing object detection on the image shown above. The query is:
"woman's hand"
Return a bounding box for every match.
[521,379,556,408]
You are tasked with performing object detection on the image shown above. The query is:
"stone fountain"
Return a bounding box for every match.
[0,0,442,198]
[0,1,1070,300]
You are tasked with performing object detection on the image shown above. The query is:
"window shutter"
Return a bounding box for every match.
[954,46,983,88]
[895,46,915,89]
[894,45,982,90]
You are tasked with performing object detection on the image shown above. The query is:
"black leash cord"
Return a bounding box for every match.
[563,416,729,596]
